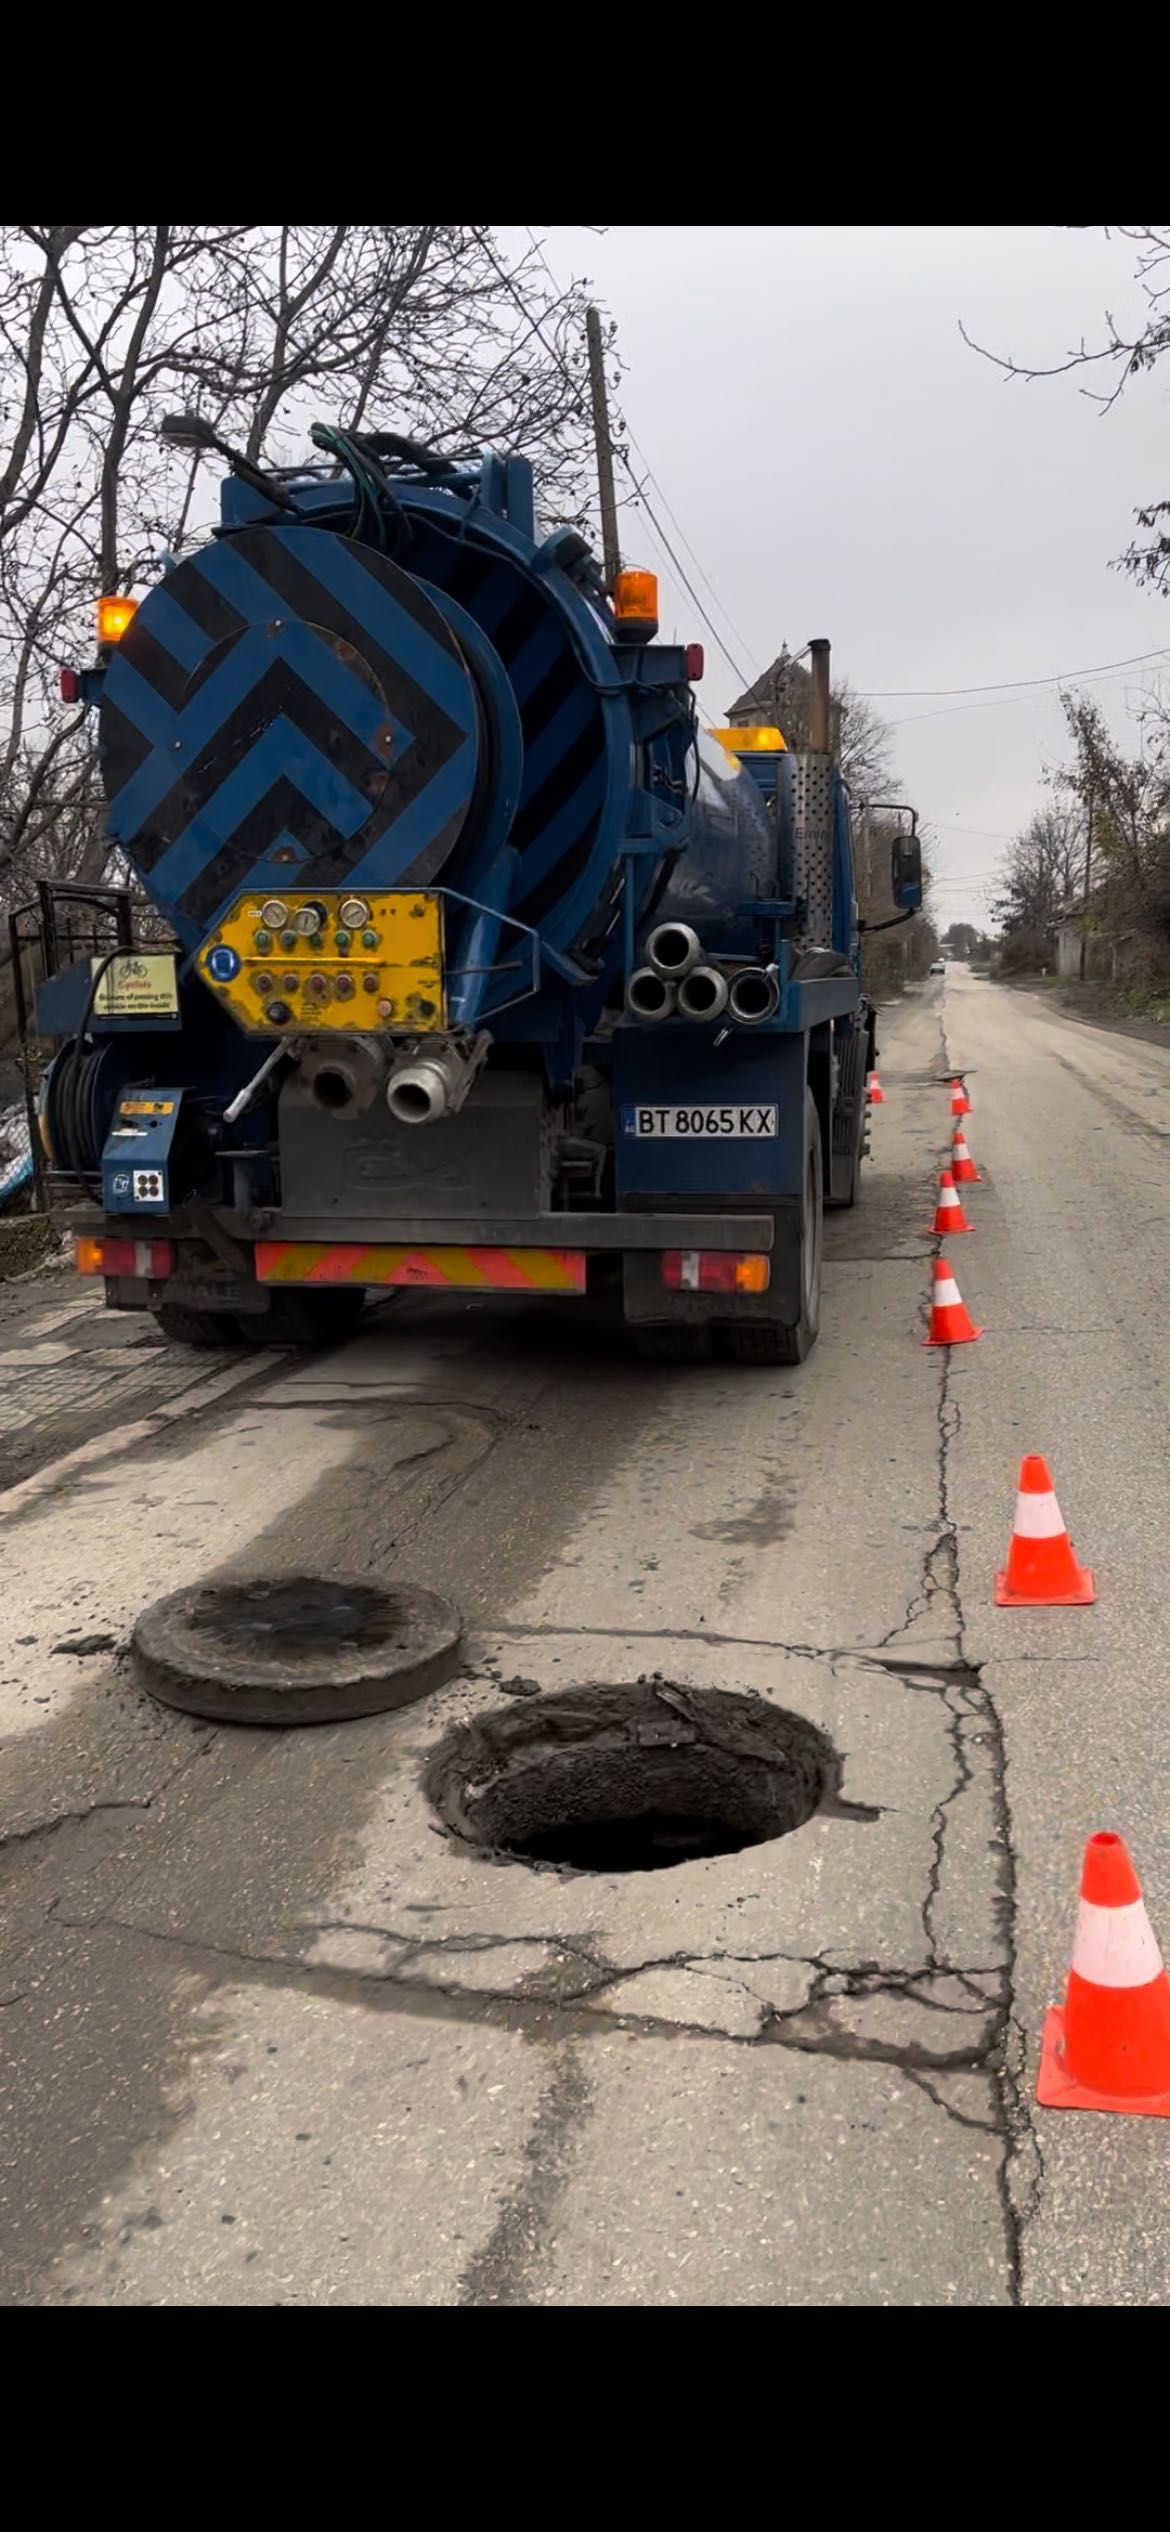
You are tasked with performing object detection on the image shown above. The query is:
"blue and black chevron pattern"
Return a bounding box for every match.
[99,527,482,947]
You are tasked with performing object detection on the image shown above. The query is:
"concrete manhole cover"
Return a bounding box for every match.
[425,1679,836,1873]
[131,1574,462,1726]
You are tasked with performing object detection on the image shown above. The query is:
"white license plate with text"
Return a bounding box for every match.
[622,1104,779,1138]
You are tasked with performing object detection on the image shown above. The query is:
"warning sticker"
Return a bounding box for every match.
[92,954,179,1018]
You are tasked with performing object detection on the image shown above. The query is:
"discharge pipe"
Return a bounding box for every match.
[626,969,677,1021]
[727,966,780,1024]
[385,1031,490,1125]
[298,1037,386,1119]
[645,922,702,980]
[677,964,729,1021]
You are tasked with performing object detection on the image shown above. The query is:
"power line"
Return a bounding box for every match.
[886,653,1170,730]
[480,229,755,695]
[523,229,766,686]
[862,645,1170,703]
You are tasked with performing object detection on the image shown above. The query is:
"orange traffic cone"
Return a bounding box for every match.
[995,1454,1095,1606]
[1037,1832,1170,2116]
[927,1170,972,1236]
[923,1255,982,1345]
[950,1077,971,1117]
[867,1072,885,1105]
[951,1127,980,1184]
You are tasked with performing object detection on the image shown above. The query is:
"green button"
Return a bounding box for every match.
[335,930,351,952]
[361,929,378,949]
[254,929,271,952]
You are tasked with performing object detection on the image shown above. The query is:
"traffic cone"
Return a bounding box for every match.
[867,1071,885,1105]
[995,1454,1095,1606]
[951,1127,980,1184]
[923,1255,982,1345]
[1037,1832,1170,2116]
[927,1170,972,1236]
[950,1077,971,1117]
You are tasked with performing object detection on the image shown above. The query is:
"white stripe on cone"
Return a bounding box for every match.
[1072,1896,1165,1989]
[1011,1490,1064,1540]
[934,1275,962,1308]
[939,1187,960,1211]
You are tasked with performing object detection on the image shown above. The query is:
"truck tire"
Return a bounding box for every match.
[826,1133,862,1211]
[726,1091,823,1366]
[242,1288,366,1348]
[151,1303,245,1348]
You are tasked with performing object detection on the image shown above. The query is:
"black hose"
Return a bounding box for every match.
[52,946,124,1180]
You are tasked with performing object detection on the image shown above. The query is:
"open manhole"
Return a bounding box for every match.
[425,1680,836,1873]
[132,1574,462,1726]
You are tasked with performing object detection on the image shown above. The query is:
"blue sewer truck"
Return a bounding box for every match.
[34,420,921,1364]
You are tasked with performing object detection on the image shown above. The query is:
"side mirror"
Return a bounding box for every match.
[891,832,923,910]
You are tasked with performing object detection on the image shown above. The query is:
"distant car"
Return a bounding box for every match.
[928,959,945,976]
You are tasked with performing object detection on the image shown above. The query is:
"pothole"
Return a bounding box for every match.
[425,1679,837,1874]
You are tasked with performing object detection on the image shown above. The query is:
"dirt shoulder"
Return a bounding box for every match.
[994,973,1170,1053]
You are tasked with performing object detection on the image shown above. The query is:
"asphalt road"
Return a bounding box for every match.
[2,968,1169,2306]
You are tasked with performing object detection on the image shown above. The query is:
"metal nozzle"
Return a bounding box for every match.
[385,1032,489,1125]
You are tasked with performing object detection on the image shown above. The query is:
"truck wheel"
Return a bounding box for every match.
[151,1303,245,1348]
[726,1091,823,1366]
[826,1132,862,1211]
[244,1288,366,1348]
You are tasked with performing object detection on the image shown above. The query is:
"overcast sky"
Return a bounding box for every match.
[512,227,1168,931]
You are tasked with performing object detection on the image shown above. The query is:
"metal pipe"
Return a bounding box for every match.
[727,967,780,1024]
[385,1032,489,1125]
[626,969,676,1021]
[646,922,702,980]
[677,964,729,1021]
[298,1037,386,1120]
[808,637,832,752]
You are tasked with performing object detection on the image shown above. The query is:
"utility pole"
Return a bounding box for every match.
[1079,786,1094,984]
[585,305,621,592]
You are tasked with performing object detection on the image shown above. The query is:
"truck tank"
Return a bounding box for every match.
[36,424,921,1364]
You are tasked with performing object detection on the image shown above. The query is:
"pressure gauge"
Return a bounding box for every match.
[293,902,328,936]
[339,896,370,930]
[260,898,288,930]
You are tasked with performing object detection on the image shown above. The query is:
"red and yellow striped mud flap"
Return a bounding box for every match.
[255,1241,587,1294]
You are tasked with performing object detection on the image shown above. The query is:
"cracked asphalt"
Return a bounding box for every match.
[2,966,1169,2304]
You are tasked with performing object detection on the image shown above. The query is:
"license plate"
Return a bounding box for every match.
[621,1104,778,1138]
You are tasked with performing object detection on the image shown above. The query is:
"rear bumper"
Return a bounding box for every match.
[59,1204,775,1256]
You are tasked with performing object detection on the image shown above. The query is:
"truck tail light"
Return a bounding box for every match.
[661,1251,770,1294]
[75,1234,176,1279]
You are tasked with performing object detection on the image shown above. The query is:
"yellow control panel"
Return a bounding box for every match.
[198,889,446,1035]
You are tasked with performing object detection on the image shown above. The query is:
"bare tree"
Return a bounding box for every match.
[992,802,1086,951]
[1056,691,1170,959]
[962,226,1170,595]
[0,223,602,1055]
